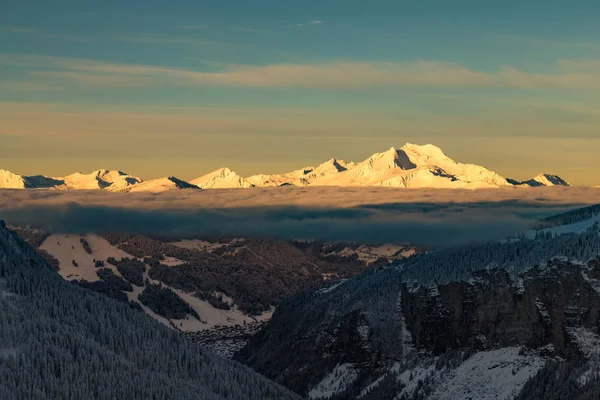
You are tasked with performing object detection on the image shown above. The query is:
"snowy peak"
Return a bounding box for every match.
[401,143,448,164]
[191,167,254,189]
[246,159,353,188]
[509,173,571,187]
[93,169,128,182]
[0,169,30,189]
[529,173,570,187]
[57,169,143,190]
[399,143,456,171]
[310,143,512,188]
[304,158,355,181]
[0,169,62,189]
[124,176,199,193]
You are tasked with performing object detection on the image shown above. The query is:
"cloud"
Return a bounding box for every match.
[0,27,90,41]
[492,33,600,50]
[0,189,588,247]
[30,71,153,87]
[1,54,498,88]
[0,81,60,91]
[175,25,209,31]
[500,66,600,90]
[123,33,219,46]
[230,26,263,33]
[0,26,41,33]
[288,20,323,28]
[2,53,600,91]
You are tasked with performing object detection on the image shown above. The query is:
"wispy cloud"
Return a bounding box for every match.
[0,26,92,42]
[40,33,91,42]
[0,81,60,91]
[174,25,209,31]
[500,66,600,90]
[492,33,600,50]
[3,53,600,91]
[30,71,153,87]
[0,25,41,33]
[230,26,264,33]
[288,20,324,28]
[123,33,219,46]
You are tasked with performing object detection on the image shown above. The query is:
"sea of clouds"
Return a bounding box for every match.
[0,187,597,247]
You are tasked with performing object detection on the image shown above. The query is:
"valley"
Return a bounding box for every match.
[3,190,600,399]
[10,226,418,357]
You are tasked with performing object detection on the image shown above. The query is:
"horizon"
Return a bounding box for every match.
[2,1,600,185]
[0,142,586,186]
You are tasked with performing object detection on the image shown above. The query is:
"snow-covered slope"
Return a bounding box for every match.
[246,159,354,187]
[0,169,143,190]
[311,143,511,188]
[0,169,32,189]
[526,173,570,187]
[39,233,268,331]
[0,169,62,189]
[509,173,570,187]
[122,176,199,193]
[191,167,254,189]
[55,169,143,190]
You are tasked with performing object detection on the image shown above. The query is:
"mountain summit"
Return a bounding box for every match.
[310,143,513,188]
[508,173,571,187]
[191,167,254,189]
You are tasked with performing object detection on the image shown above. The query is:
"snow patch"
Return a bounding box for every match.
[566,327,600,358]
[308,363,359,399]
[40,234,131,281]
[428,347,544,400]
[317,279,347,295]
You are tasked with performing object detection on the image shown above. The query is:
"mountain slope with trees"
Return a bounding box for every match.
[0,220,298,400]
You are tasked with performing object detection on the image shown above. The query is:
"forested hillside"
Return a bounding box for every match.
[0,220,298,400]
[237,207,600,399]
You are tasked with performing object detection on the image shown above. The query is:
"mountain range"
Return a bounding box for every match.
[0,143,570,192]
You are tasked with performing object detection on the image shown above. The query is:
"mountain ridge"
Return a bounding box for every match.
[0,143,571,191]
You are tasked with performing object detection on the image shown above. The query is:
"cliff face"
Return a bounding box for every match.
[237,260,600,397]
[403,261,600,359]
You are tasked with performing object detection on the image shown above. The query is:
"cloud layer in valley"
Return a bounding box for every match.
[0,187,595,247]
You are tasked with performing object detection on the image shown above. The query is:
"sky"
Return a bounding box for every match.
[1,0,599,185]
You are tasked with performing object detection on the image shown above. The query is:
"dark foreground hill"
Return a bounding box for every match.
[0,220,298,400]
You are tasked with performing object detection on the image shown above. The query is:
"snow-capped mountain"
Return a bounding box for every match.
[0,169,62,189]
[528,173,570,187]
[57,169,144,190]
[120,176,199,193]
[0,169,142,190]
[0,169,33,189]
[191,167,254,189]
[311,144,512,188]
[246,158,355,187]
[0,143,571,190]
[511,173,571,187]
